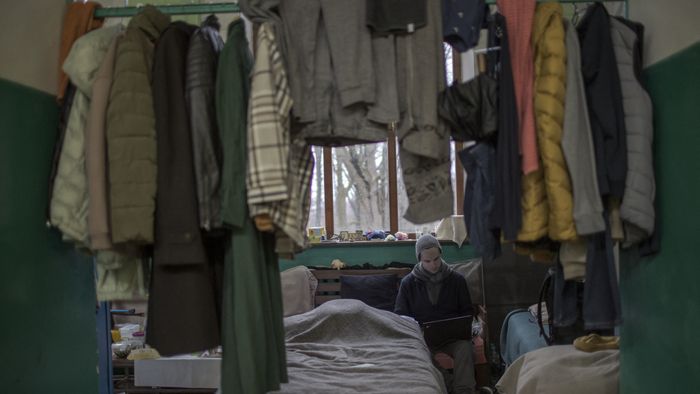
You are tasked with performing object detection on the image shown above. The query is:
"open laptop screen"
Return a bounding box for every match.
[420,315,473,349]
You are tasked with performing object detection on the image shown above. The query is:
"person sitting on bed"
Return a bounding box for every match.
[394,234,476,394]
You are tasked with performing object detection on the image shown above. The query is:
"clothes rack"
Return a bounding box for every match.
[93,1,628,21]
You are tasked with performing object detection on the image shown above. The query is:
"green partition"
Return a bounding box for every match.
[0,79,98,393]
[280,241,477,271]
[619,42,700,393]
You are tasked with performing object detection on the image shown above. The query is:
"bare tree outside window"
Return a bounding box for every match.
[333,143,389,232]
[307,146,325,229]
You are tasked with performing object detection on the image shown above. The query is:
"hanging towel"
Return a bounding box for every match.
[496,0,538,175]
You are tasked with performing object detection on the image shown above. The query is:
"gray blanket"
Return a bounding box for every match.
[270,299,447,394]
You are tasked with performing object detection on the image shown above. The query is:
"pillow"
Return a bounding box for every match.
[280,266,318,317]
[451,258,483,305]
[340,274,398,311]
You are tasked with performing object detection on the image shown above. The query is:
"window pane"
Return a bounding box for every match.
[332,143,389,233]
[307,146,325,229]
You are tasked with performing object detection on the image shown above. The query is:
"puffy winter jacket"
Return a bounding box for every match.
[531,2,576,241]
[186,15,225,231]
[50,26,122,246]
[610,18,655,244]
[106,6,170,244]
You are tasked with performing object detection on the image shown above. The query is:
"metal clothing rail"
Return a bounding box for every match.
[93,0,626,18]
[93,2,240,18]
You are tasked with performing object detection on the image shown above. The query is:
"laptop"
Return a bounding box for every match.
[421,315,473,349]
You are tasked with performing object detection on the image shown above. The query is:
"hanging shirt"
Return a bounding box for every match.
[247,23,314,249]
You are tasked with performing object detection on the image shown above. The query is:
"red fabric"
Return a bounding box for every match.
[433,336,488,370]
[497,0,538,174]
[57,1,103,102]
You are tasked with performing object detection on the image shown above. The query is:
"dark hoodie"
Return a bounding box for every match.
[394,261,474,324]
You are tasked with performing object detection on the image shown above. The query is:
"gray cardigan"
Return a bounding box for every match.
[610,17,656,244]
[561,20,605,236]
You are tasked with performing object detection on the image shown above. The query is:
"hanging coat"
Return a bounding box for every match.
[610,17,655,245]
[51,25,122,246]
[87,28,124,250]
[577,3,627,199]
[561,20,605,237]
[517,168,548,242]
[187,15,225,231]
[145,21,221,357]
[488,12,522,242]
[531,3,576,241]
[106,6,170,245]
[218,20,288,394]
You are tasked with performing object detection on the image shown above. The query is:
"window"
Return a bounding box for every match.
[307,44,466,237]
[333,144,390,232]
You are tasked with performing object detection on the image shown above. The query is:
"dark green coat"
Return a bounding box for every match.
[217,20,288,393]
[106,6,169,244]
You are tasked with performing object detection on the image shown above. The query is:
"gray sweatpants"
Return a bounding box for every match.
[433,340,477,394]
[280,0,375,123]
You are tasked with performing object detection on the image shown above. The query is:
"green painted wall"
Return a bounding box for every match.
[280,241,477,271]
[619,42,700,393]
[0,78,98,393]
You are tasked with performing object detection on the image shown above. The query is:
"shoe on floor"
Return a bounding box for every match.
[574,333,620,352]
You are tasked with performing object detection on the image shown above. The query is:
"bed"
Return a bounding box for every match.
[270,299,447,394]
[275,263,489,393]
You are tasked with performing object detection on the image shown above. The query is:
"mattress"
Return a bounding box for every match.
[271,299,447,394]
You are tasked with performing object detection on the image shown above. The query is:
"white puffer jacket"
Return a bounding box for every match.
[50,26,121,245]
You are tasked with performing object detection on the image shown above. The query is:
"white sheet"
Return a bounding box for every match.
[496,345,619,394]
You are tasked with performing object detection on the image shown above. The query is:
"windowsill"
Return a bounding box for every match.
[306,239,466,248]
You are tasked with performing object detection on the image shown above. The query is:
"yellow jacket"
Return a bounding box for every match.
[530,2,576,241]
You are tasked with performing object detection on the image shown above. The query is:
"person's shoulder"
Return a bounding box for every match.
[400,271,417,284]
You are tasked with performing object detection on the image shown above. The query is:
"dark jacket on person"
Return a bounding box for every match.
[577,3,627,199]
[146,21,221,357]
[187,15,225,231]
[395,268,474,324]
